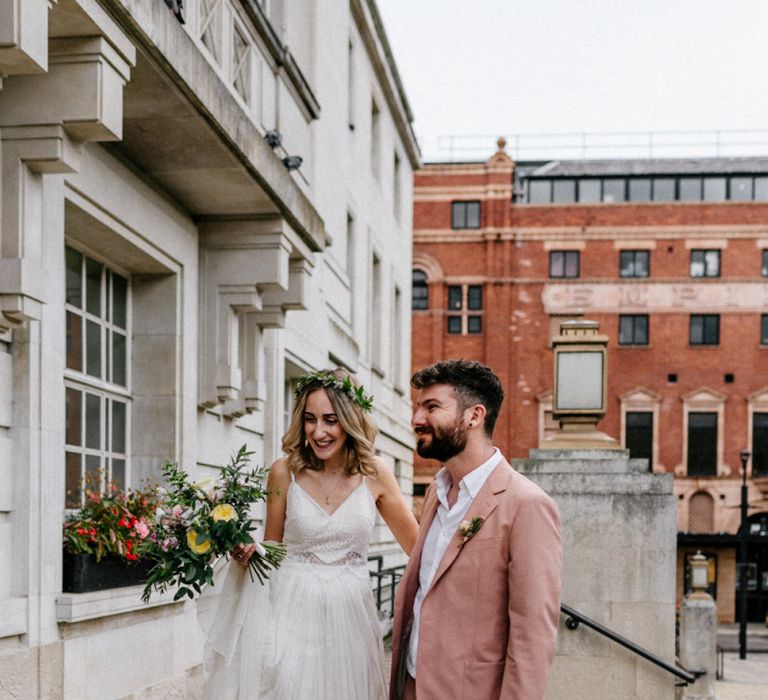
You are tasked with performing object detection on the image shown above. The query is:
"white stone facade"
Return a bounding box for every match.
[0,1,419,697]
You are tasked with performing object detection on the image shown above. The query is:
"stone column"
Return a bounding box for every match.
[678,593,717,700]
[517,448,677,700]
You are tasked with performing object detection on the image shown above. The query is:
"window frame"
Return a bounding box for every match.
[690,314,720,346]
[549,250,580,279]
[689,249,721,278]
[444,283,483,335]
[411,269,428,310]
[619,314,649,346]
[450,200,481,230]
[619,250,650,278]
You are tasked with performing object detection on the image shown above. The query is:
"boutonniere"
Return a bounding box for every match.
[458,516,484,547]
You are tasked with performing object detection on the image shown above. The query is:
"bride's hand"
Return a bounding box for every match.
[231,543,256,568]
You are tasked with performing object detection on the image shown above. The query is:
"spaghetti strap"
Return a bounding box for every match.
[289,470,296,482]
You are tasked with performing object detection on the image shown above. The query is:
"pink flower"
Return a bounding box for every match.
[134,519,150,540]
[171,505,183,519]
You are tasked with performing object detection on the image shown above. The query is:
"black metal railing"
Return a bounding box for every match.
[368,555,405,619]
[561,603,702,686]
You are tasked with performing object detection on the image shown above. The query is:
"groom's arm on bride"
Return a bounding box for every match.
[234,458,291,567]
[369,457,419,555]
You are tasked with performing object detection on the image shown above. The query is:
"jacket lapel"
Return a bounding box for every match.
[427,461,510,592]
[400,482,440,616]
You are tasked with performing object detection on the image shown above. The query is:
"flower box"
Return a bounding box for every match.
[62,552,154,594]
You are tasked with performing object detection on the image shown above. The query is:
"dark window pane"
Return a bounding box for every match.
[86,319,101,377]
[111,458,126,490]
[629,178,652,202]
[703,177,726,202]
[65,452,82,508]
[691,250,719,278]
[679,177,702,201]
[467,285,482,310]
[113,273,128,328]
[553,179,576,204]
[564,251,580,278]
[448,285,462,310]
[549,252,564,278]
[579,180,601,203]
[690,315,703,344]
[652,178,675,201]
[619,316,634,345]
[111,400,127,453]
[451,202,466,229]
[635,315,648,344]
[467,316,482,334]
[65,247,82,308]
[112,331,126,386]
[85,393,101,449]
[466,202,481,228]
[635,251,649,277]
[412,270,428,310]
[85,454,102,492]
[413,483,427,497]
[690,250,705,277]
[730,177,752,201]
[762,315,768,345]
[602,179,625,203]
[626,411,653,469]
[66,312,82,371]
[447,316,462,334]
[763,250,768,277]
[85,258,102,316]
[620,250,649,278]
[754,177,768,201]
[753,412,768,475]
[619,315,648,345]
[687,412,717,476]
[66,388,82,446]
[691,315,719,345]
[528,180,551,203]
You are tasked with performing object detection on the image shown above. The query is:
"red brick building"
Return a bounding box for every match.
[411,139,768,623]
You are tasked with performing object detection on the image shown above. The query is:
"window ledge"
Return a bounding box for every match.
[617,344,651,349]
[56,584,181,624]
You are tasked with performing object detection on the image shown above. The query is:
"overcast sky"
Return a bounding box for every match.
[377,0,768,162]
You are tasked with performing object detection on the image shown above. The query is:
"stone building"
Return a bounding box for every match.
[412,139,768,624]
[0,0,418,696]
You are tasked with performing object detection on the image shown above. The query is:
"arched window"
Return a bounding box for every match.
[412,269,428,310]
[688,491,714,533]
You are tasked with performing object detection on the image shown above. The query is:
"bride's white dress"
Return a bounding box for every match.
[201,475,388,699]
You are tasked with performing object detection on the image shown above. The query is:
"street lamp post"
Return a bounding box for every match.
[738,448,751,660]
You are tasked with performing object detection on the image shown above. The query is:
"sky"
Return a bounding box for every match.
[376,0,768,162]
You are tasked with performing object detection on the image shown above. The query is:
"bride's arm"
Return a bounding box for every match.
[235,458,290,567]
[371,458,419,555]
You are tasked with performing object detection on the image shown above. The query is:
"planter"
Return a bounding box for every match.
[62,552,154,593]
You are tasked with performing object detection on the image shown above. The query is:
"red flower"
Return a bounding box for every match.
[89,528,96,536]
[76,528,88,535]
[117,519,127,528]
[112,507,118,516]
[125,552,138,561]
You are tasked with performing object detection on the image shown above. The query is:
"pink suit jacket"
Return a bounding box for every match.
[390,459,562,700]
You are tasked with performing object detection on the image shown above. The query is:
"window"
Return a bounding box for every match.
[65,246,130,507]
[762,315,768,345]
[412,270,428,310]
[629,178,652,202]
[730,177,752,201]
[445,284,482,334]
[690,249,720,278]
[602,179,625,203]
[688,492,714,533]
[528,180,551,204]
[753,412,768,476]
[679,177,702,201]
[652,178,675,202]
[703,177,726,202]
[451,201,481,229]
[552,179,576,204]
[690,315,720,345]
[413,483,427,497]
[578,180,601,203]
[625,411,653,469]
[393,152,402,219]
[762,250,768,277]
[619,250,649,278]
[687,412,717,476]
[370,99,380,176]
[619,315,649,345]
[755,177,768,200]
[549,251,580,278]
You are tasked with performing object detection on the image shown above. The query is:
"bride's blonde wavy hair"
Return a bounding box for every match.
[282,369,378,477]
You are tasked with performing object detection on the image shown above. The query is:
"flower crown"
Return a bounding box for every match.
[295,371,374,412]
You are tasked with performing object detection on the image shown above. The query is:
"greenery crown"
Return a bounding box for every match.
[295,370,374,412]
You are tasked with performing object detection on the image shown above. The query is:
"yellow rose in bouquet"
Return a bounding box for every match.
[211,504,237,522]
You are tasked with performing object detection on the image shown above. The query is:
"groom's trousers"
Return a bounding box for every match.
[403,675,416,700]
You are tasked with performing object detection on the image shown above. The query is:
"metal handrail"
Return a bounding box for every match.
[561,603,702,685]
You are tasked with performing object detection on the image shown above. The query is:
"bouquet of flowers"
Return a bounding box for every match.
[63,482,159,563]
[141,445,285,603]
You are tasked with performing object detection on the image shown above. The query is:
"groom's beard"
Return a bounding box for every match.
[415,418,468,462]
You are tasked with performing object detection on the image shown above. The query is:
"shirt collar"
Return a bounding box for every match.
[435,447,502,501]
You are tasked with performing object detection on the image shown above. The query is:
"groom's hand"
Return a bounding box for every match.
[231,543,257,568]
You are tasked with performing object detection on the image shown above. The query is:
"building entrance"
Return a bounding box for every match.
[736,512,768,623]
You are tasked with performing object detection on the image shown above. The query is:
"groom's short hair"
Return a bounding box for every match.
[411,359,504,437]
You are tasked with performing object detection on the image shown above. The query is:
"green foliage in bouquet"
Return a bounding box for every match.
[63,480,159,562]
[142,445,286,603]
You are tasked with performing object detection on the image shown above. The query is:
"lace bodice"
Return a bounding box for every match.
[283,478,376,567]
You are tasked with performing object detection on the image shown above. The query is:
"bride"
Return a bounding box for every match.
[203,369,419,699]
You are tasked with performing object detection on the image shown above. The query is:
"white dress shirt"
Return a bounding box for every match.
[405,448,503,677]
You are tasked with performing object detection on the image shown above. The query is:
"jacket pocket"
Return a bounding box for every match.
[462,659,504,699]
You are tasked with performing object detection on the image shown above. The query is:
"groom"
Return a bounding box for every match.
[391,360,562,699]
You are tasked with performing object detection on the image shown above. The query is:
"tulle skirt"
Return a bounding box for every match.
[200,558,387,699]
